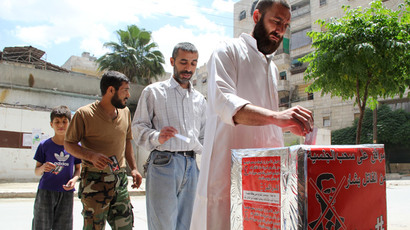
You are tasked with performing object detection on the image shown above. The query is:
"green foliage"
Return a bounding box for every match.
[332,104,410,147]
[302,0,410,101]
[301,0,410,143]
[377,105,410,146]
[97,25,165,85]
[331,126,356,145]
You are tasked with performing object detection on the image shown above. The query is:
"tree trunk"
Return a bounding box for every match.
[355,76,371,144]
[373,106,377,144]
[356,107,364,144]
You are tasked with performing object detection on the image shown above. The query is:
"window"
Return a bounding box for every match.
[280,96,289,106]
[291,28,312,50]
[291,58,303,68]
[320,0,327,6]
[283,38,290,54]
[280,71,287,80]
[239,10,246,21]
[250,1,258,16]
[308,92,314,100]
[323,116,331,127]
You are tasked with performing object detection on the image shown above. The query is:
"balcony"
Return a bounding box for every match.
[289,0,310,6]
[273,53,291,70]
[279,97,290,108]
[290,62,309,74]
[290,95,314,109]
[292,4,310,18]
[291,99,314,110]
[277,79,290,92]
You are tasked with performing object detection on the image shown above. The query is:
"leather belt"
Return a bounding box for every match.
[165,150,195,157]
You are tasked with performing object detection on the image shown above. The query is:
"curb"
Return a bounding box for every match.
[0,192,38,199]
[0,177,146,199]
[0,191,146,199]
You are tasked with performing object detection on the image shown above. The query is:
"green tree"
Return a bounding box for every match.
[301,0,410,144]
[97,25,165,85]
[332,105,410,146]
[332,104,410,165]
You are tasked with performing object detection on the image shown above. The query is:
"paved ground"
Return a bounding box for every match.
[0,177,147,229]
[0,196,147,230]
[0,177,146,198]
[0,178,409,229]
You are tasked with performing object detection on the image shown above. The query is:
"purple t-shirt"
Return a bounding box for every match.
[34,138,81,192]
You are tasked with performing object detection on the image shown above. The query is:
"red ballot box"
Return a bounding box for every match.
[231,145,387,230]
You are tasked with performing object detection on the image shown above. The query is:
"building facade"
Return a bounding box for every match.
[62,52,103,77]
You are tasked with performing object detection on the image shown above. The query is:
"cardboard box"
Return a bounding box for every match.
[231,145,386,230]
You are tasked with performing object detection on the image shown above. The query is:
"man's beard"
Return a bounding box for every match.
[253,15,283,55]
[111,92,126,109]
[173,66,193,85]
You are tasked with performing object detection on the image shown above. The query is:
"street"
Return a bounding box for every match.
[0,196,147,230]
[0,181,408,229]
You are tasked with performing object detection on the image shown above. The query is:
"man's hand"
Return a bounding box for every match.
[233,104,314,136]
[130,169,143,189]
[276,106,314,136]
[158,126,178,144]
[89,153,112,170]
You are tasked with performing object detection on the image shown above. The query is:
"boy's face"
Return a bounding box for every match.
[50,116,70,136]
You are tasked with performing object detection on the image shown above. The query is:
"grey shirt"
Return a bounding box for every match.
[132,77,207,154]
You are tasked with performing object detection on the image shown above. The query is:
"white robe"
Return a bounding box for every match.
[190,33,284,230]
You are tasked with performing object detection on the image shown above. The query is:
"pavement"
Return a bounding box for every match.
[0,173,408,198]
[0,177,146,198]
[0,175,410,229]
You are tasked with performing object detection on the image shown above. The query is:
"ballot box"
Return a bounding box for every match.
[231,145,386,230]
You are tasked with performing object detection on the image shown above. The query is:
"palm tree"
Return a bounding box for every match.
[97,25,165,85]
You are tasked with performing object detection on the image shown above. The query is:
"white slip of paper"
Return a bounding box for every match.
[243,190,280,204]
[304,127,318,145]
[174,134,191,143]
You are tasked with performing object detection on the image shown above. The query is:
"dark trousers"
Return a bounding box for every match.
[32,188,74,230]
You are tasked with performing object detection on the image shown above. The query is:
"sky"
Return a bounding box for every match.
[0,0,241,73]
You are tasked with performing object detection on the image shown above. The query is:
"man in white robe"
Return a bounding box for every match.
[190,0,314,229]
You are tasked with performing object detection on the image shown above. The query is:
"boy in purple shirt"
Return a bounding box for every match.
[32,105,81,230]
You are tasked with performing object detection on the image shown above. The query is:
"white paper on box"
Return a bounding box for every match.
[243,190,279,204]
[231,147,304,230]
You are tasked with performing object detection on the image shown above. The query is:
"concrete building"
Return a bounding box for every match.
[62,52,103,77]
[0,47,145,181]
[191,64,209,99]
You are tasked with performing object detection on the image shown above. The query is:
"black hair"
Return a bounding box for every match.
[50,105,71,122]
[172,42,198,59]
[316,173,336,190]
[100,70,130,96]
[255,0,290,15]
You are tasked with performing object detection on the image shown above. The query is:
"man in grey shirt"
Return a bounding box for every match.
[132,42,206,230]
